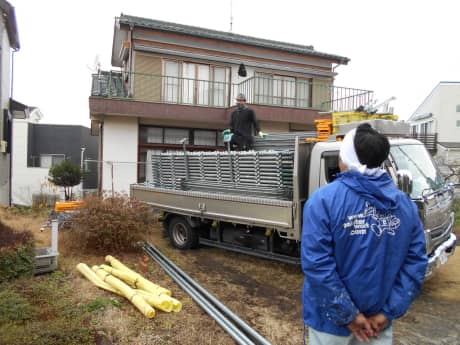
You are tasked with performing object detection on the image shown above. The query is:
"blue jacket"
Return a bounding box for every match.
[301,170,428,336]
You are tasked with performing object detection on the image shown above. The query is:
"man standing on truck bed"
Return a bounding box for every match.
[229,93,262,150]
[301,123,428,345]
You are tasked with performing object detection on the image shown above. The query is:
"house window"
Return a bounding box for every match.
[456,105,460,112]
[296,79,311,108]
[255,74,273,105]
[162,60,229,107]
[255,73,310,107]
[164,128,189,144]
[456,120,460,127]
[40,154,65,168]
[212,67,229,107]
[420,122,428,135]
[146,127,163,143]
[163,61,180,103]
[194,130,217,146]
[140,126,224,147]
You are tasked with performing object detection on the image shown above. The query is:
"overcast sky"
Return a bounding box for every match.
[11,0,460,127]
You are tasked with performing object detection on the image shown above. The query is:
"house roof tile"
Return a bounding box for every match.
[118,14,349,64]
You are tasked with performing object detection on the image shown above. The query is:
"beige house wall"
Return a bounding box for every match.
[312,77,332,110]
[133,52,162,102]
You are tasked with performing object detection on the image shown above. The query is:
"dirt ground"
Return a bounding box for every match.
[2,208,459,345]
[144,229,460,345]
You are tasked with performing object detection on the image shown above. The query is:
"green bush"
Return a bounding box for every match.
[48,159,82,201]
[0,270,95,345]
[65,193,154,253]
[0,290,33,324]
[0,221,35,283]
[0,318,94,345]
[86,296,122,312]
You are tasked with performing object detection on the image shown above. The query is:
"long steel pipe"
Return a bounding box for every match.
[143,245,256,345]
[144,242,272,345]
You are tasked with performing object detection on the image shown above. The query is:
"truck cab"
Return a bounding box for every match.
[310,138,456,278]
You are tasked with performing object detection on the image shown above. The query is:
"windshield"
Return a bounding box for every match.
[390,144,444,198]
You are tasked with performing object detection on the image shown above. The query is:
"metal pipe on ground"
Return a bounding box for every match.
[144,242,272,345]
[143,245,257,345]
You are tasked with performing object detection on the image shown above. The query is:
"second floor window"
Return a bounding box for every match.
[254,73,311,108]
[163,60,229,107]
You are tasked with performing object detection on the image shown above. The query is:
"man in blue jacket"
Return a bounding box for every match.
[302,123,428,344]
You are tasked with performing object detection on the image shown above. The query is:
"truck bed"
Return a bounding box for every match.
[131,184,294,229]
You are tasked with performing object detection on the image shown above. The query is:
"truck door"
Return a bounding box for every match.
[319,151,340,187]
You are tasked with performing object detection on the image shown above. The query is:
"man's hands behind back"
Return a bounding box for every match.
[348,312,389,343]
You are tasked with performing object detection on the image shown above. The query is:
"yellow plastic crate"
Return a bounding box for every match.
[368,114,399,121]
[332,112,399,133]
[332,112,369,126]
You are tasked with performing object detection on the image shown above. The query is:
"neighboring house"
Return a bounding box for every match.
[89,14,374,194]
[12,112,99,206]
[408,81,460,164]
[0,0,20,206]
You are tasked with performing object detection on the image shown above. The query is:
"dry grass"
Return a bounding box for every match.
[2,205,460,344]
[0,206,50,246]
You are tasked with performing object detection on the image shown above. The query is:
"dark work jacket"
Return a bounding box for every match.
[230,106,260,138]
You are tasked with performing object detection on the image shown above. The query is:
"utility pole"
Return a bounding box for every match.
[80,147,86,198]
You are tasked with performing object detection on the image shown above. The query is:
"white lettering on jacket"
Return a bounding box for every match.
[343,202,400,237]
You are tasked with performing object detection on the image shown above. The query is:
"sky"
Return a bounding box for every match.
[11,0,460,127]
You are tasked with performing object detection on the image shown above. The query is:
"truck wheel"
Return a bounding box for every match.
[168,217,198,249]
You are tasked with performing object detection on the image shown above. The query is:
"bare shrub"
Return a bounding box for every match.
[65,193,154,253]
[0,221,35,282]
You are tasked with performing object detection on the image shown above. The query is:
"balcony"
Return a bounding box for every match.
[91,71,373,113]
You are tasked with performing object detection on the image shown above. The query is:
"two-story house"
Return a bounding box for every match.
[408,81,460,164]
[89,14,373,194]
[0,0,20,206]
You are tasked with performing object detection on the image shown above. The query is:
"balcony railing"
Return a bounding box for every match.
[91,71,373,112]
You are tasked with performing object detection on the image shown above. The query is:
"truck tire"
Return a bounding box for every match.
[168,217,199,249]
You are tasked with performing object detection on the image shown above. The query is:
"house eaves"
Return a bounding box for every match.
[0,0,20,50]
[408,81,460,122]
[9,98,29,118]
[408,112,433,123]
[117,14,349,65]
[134,44,336,77]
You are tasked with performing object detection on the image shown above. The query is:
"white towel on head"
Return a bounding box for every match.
[339,128,385,176]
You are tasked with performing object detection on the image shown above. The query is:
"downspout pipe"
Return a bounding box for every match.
[8,50,15,206]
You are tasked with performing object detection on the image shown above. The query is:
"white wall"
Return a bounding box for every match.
[101,117,138,194]
[436,145,460,166]
[411,83,460,143]
[439,84,460,142]
[11,119,62,206]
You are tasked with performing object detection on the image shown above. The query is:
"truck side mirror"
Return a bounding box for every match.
[397,169,413,195]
